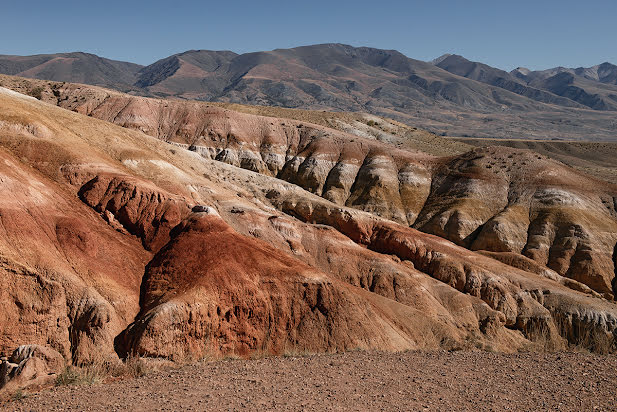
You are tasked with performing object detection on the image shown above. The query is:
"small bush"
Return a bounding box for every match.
[11,389,28,401]
[520,316,616,354]
[124,356,149,378]
[55,366,94,386]
[367,120,376,127]
[29,87,44,100]
[221,351,241,361]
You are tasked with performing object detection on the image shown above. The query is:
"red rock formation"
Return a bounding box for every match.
[0,150,148,365]
[117,212,457,359]
[0,345,64,396]
[261,189,617,342]
[78,174,191,251]
[27,82,615,297]
[0,81,615,394]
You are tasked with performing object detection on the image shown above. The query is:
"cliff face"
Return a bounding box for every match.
[0,80,616,392]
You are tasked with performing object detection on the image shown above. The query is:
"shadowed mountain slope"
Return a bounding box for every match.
[435,55,617,112]
[512,62,617,86]
[433,54,590,108]
[0,52,143,90]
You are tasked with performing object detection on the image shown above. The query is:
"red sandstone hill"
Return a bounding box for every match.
[0,78,615,395]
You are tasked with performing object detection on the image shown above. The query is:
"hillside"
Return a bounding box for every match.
[0,52,142,90]
[0,79,615,396]
[435,54,617,111]
[4,73,617,187]
[2,74,617,296]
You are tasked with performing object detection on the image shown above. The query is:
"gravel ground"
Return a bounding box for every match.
[4,351,617,411]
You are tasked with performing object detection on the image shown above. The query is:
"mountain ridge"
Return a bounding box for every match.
[1,44,616,141]
[0,51,143,90]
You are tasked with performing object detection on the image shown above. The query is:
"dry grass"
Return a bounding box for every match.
[28,87,44,100]
[248,349,272,360]
[282,342,318,358]
[559,321,616,355]
[520,316,616,355]
[55,356,150,387]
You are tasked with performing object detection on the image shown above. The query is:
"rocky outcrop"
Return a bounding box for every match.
[0,345,64,396]
[78,174,192,251]
[260,188,617,349]
[117,213,435,359]
[414,148,617,298]
[183,125,616,298]
[0,90,152,374]
[0,154,149,366]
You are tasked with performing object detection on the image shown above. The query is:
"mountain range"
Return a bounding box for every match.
[1,44,616,141]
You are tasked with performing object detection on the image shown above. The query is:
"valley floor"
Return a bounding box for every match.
[5,351,617,411]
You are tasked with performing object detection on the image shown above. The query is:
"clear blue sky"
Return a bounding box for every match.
[4,0,616,70]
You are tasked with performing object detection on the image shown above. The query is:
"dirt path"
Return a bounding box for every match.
[5,351,617,411]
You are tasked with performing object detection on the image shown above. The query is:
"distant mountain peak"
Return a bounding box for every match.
[429,54,453,65]
[512,67,531,76]
[177,49,238,57]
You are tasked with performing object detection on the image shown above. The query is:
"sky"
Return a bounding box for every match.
[3,0,616,70]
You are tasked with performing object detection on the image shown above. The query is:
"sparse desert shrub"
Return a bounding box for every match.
[29,87,44,100]
[55,356,152,387]
[519,319,562,352]
[555,317,616,355]
[123,355,150,378]
[520,315,616,354]
[367,120,376,127]
[11,389,28,401]
[55,366,100,386]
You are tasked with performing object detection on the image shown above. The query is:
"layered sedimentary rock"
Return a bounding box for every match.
[0,82,616,396]
[0,345,64,393]
[0,148,148,366]
[21,81,615,298]
[119,211,446,358]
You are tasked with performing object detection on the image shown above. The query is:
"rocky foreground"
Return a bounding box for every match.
[6,350,617,411]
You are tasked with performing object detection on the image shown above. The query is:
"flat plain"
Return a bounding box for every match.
[7,351,617,411]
